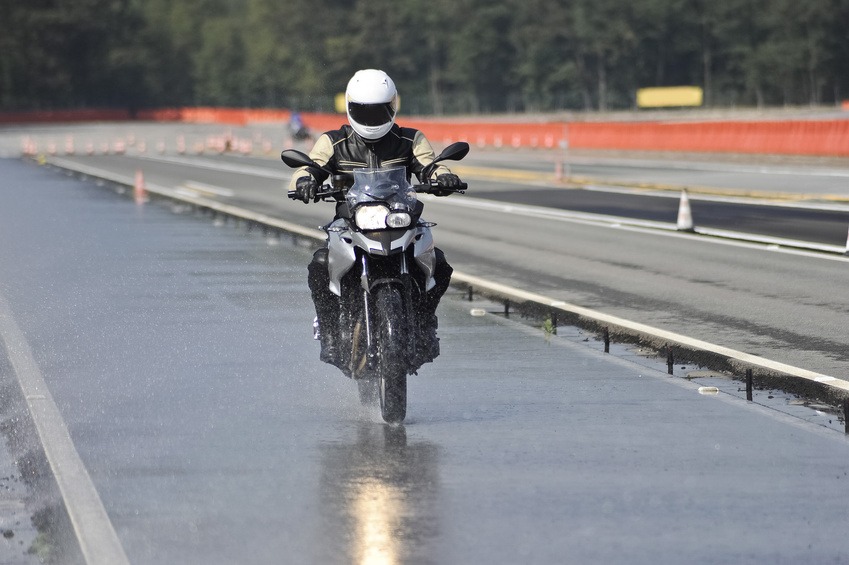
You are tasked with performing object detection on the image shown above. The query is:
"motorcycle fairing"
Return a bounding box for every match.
[327,220,436,295]
[412,227,436,291]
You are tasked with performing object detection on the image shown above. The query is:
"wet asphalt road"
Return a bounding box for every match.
[1,160,849,563]
[40,149,849,379]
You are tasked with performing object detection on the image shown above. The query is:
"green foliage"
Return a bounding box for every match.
[1,0,848,112]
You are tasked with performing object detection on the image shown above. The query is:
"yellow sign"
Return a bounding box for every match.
[637,86,703,108]
[335,93,347,113]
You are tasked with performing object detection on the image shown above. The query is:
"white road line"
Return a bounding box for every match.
[422,193,849,258]
[0,290,130,565]
[581,183,849,211]
[179,181,235,198]
[451,271,849,394]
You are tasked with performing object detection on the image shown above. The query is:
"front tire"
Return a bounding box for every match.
[374,286,408,423]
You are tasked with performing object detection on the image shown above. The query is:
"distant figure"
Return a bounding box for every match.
[289,112,310,141]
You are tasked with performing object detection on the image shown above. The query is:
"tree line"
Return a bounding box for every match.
[2,0,848,115]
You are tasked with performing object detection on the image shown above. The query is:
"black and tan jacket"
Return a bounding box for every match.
[288,124,450,193]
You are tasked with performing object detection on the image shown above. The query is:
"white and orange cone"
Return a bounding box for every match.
[133,169,148,204]
[676,189,695,232]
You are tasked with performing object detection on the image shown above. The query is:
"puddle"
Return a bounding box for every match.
[680,369,845,433]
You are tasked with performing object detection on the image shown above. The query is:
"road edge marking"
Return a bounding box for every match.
[0,290,130,565]
[450,271,849,395]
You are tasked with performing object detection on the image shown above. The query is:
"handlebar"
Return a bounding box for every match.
[287,171,352,201]
[287,186,344,201]
[413,180,468,195]
[418,183,467,195]
[289,180,467,201]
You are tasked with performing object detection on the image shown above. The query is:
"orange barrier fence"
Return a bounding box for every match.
[3,107,849,156]
[291,113,849,157]
[567,120,849,157]
[136,107,293,125]
[403,120,569,150]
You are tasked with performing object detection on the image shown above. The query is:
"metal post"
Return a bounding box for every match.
[746,369,753,401]
[551,312,557,335]
[603,327,610,353]
[467,286,474,301]
[666,345,674,375]
[504,300,510,318]
[844,398,849,435]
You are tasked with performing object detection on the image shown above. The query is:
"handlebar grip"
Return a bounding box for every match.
[412,182,467,195]
[317,188,343,199]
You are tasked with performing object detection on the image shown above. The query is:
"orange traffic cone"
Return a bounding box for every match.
[133,169,148,204]
[676,189,695,232]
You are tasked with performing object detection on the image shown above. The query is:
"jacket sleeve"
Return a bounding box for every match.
[412,130,451,181]
[287,133,335,191]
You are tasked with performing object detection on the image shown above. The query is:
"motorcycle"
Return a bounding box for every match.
[281,142,469,423]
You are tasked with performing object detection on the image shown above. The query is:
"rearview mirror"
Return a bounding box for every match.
[421,141,469,180]
[280,149,317,169]
[437,141,470,162]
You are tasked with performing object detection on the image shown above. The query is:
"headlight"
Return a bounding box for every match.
[386,212,411,228]
[355,205,389,230]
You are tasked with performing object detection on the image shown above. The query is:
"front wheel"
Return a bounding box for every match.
[374,286,408,423]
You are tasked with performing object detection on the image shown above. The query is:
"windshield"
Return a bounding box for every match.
[346,166,417,210]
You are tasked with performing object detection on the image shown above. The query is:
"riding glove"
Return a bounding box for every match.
[295,175,319,203]
[436,173,461,190]
[434,173,462,196]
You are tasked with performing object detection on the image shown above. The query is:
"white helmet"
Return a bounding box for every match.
[346,69,398,140]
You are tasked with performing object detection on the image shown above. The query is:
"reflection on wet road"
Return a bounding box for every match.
[319,425,439,565]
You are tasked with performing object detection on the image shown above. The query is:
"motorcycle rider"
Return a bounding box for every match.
[287,68,463,366]
[289,111,310,141]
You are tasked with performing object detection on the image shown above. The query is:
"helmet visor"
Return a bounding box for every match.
[348,101,396,127]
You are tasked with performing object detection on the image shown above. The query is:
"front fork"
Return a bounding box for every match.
[360,253,415,368]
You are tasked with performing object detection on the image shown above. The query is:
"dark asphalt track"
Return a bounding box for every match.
[472,187,849,246]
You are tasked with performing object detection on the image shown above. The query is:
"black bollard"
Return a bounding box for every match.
[746,369,753,401]
[666,346,674,375]
[844,398,849,435]
[467,286,474,301]
[603,327,610,353]
[504,300,510,318]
